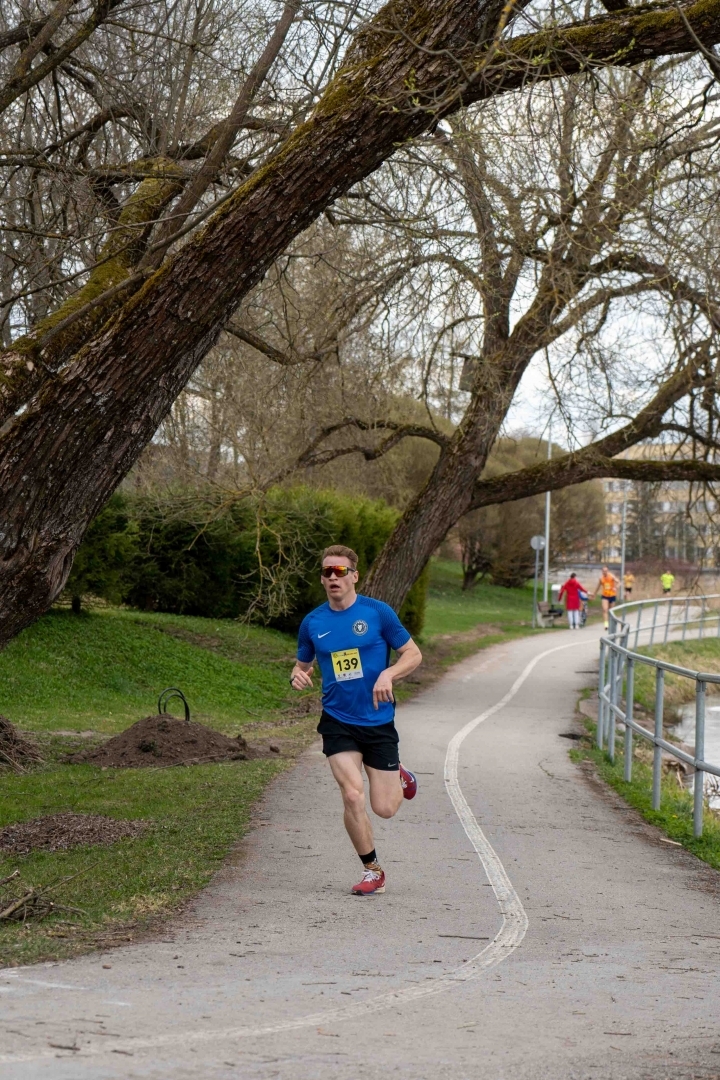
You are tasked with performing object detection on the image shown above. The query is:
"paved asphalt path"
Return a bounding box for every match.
[3,625,720,1080]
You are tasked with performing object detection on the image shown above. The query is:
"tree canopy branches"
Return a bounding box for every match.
[3,0,720,640]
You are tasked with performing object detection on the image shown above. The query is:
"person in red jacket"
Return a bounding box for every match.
[558,572,587,630]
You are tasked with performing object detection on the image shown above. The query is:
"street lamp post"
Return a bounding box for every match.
[531,534,546,628]
[619,484,628,601]
[543,428,551,602]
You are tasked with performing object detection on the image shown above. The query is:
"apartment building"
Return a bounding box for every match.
[602,445,720,565]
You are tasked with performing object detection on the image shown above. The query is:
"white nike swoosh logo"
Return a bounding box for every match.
[318,632,331,638]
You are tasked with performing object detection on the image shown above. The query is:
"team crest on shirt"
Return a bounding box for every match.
[352,619,369,636]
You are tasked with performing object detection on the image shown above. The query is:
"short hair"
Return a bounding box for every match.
[570,572,576,578]
[322,544,358,569]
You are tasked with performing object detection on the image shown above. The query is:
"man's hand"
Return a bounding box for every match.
[290,662,313,690]
[371,639,422,708]
[372,669,395,710]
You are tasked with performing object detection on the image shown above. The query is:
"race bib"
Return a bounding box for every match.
[331,648,363,682]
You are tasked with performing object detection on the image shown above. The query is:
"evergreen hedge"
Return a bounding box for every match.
[66,487,427,634]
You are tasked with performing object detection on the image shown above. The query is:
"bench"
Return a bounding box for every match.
[537,601,565,628]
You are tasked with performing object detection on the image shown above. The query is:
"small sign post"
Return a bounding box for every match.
[530,535,546,628]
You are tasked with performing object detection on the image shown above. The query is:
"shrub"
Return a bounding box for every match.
[65,494,137,612]
[69,486,428,633]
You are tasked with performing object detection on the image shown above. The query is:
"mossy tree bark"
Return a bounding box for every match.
[2,0,720,643]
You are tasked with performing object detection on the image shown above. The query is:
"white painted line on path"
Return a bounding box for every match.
[0,638,589,1064]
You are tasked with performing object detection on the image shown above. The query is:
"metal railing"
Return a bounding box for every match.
[598,594,720,837]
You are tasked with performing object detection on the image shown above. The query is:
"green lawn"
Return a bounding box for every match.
[423,559,536,637]
[0,562,540,736]
[0,609,302,965]
[0,608,297,734]
[0,759,283,966]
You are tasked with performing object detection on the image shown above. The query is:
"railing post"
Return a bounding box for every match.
[694,679,706,838]
[700,597,706,640]
[652,667,664,811]
[597,640,607,749]
[608,648,617,763]
[624,659,634,782]
[635,604,642,650]
[664,599,673,644]
[649,601,659,646]
[682,597,689,642]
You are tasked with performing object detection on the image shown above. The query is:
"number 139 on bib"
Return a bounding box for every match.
[331,648,363,681]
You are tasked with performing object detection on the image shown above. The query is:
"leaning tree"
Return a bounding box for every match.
[2,0,720,643]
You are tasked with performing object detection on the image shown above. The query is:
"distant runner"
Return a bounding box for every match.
[623,571,635,598]
[592,565,619,630]
[558,572,587,630]
[290,545,422,896]
[661,570,675,594]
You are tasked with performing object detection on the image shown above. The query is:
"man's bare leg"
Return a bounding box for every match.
[328,750,374,855]
[328,752,405,894]
[365,764,403,819]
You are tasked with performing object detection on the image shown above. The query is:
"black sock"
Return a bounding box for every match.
[360,849,377,866]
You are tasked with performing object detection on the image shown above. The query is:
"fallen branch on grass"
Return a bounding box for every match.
[0,866,92,923]
[0,716,43,772]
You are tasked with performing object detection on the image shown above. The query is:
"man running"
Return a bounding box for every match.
[592,565,619,630]
[290,545,422,896]
[623,571,635,598]
[661,570,675,594]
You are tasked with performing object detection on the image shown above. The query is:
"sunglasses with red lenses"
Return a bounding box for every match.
[321,565,355,578]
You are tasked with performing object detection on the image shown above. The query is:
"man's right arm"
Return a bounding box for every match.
[291,616,315,689]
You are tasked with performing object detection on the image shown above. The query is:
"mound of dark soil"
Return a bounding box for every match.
[67,714,253,768]
[0,812,146,854]
[0,716,42,771]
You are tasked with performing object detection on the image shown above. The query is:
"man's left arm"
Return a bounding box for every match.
[373,639,422,709]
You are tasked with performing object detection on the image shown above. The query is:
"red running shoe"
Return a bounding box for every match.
[351,867,386,895]
[399,764,417,800]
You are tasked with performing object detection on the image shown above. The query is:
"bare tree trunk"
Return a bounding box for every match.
[364,372,511,607]
[364,358,707,608]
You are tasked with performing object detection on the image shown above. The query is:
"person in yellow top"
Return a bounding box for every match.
[623,571,635,597]
[592,565,619,630]
[661,570,675,594]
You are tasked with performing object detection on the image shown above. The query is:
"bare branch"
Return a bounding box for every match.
[0,0,128,118]
[0,18,49,52]
[459,0,720,111]
[224,322,331,365]
[470,360,714,510]
[144,1,299,265]
[294,418,450,470]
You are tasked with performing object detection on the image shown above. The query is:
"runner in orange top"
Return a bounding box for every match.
[592,565,619,630]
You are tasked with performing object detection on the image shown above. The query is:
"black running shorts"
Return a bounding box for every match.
[317,710,400,771]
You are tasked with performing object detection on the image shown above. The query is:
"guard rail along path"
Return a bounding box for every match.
[598,593,720,838]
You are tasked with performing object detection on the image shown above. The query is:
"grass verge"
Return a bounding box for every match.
[632,638,720,716]
[572,715,720,872]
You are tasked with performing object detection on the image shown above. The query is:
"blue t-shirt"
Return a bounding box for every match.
[297,595,411,727]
